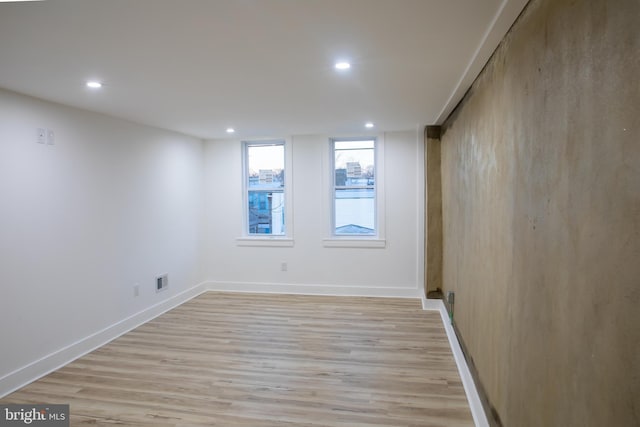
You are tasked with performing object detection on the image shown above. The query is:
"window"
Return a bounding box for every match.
[332,138,376,236]
[244,141,285,236]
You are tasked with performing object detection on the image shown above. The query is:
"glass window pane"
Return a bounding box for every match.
[334,140,374,150]
[334,140,374,187]
[245,141,285,236]
[333,138,375,236]
[248,191,285,235]
[247,144,284,189]
[334,188,374,235]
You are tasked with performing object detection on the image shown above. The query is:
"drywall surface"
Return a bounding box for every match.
[203,131,423,295]
[0,89,204,382]
[440,0,640,425]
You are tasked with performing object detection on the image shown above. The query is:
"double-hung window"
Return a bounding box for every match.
[244,141,286,236]
[331,138,376,236]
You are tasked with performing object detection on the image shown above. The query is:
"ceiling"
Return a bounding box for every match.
[0,0,528,140]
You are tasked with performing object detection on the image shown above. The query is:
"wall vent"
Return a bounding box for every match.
[155,274,168,293]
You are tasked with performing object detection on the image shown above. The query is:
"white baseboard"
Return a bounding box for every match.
[0,282,207,399]
[422,297,489,427]
[204,280,421,298]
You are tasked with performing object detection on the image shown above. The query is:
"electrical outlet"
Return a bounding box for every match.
[281,262,287,272]
[133,283,140,297]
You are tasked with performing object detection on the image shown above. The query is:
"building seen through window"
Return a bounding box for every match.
[333,139,375,235]
[245,142,285,235]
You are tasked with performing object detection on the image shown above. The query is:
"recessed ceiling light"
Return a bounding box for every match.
[335,61,351,70]
[365,122,374,128]
[86,81,102,89]
[226,128,235,134]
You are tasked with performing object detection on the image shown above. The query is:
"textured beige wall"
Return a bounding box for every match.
[440,0,640,425]
[425,126,443,295]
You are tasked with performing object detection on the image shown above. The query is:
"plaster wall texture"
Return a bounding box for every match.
[440,0,640,425]
[425,128,443,295]
[0,88,204,384]
[202,131,423,293]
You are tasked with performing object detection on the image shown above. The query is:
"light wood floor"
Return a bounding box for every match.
[2,292,473,426]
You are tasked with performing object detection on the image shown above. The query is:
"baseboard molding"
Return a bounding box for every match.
[422,297,489,427]
[0,282,207,399]
[204,280,421,298]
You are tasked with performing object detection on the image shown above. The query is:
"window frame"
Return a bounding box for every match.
[323,135,386,248]
[237,138,294,247]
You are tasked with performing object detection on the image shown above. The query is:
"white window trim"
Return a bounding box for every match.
[236,237,294,247]
[322,134,386,248]
[236,138,294,247]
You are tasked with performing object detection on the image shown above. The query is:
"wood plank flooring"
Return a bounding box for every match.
[1,292,474,426]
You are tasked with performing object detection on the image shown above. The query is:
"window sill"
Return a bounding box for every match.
[236,237,294,247]
[322,238,386,249]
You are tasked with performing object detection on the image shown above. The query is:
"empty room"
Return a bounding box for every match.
[0,0,638,426]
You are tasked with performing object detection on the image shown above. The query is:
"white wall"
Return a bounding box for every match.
[0,89,204,388]
[0,88,424,395]
[202,131,423,296]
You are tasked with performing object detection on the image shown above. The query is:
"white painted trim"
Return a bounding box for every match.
[415,125,425,299]
[323,133,386,241]
[375,134,386,240]
[0,282,207,399]
[240,137,294,240]
[321,238,386,248]
[435,0,529,124]
[204,281,420,298]
[236,237,294,247]
[422,298,489,427]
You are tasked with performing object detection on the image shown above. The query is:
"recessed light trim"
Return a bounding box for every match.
[226,128,235,134]
[86,81,102,89]
[335,61,351,70]
[365,122,374,128]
